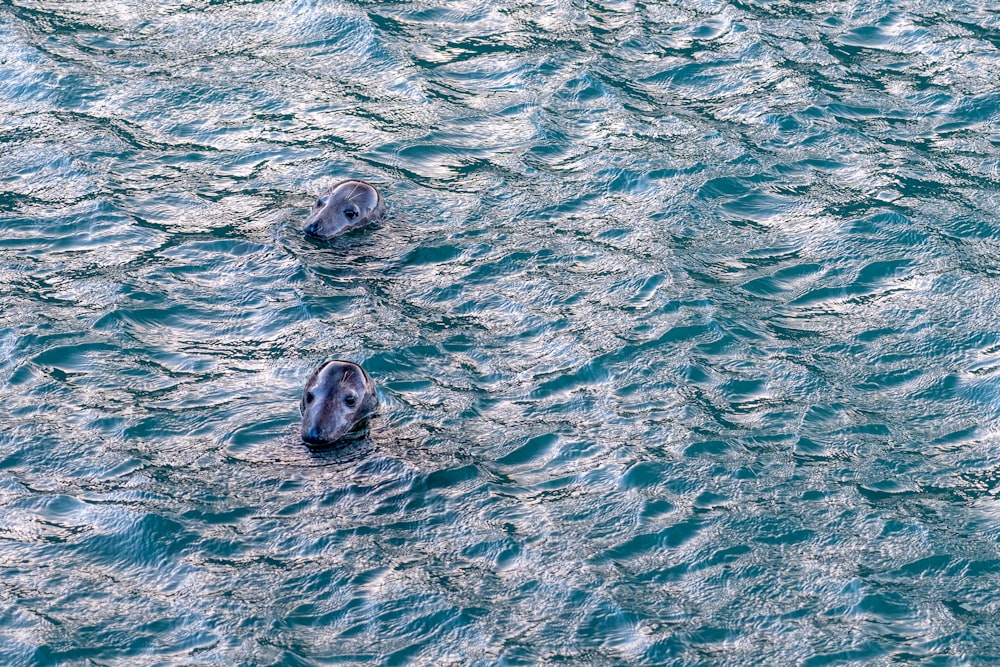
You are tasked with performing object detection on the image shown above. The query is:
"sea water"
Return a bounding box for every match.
[2,0,1000,664]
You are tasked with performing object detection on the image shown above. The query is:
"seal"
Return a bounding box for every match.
[300,359,378,446]
[302,179,386,240]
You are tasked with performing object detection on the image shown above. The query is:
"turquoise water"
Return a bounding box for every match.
[3,0,1000,664]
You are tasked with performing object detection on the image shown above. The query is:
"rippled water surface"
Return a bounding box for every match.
[4,0,1000,664]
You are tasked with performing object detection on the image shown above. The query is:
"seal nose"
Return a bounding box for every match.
[303,221,319,237]
[302,426,326,445]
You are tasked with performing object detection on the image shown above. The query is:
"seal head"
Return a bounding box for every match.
[302,180,386,240]
[300,359,378,446]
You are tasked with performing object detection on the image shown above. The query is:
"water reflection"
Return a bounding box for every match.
[3,0,1000,663]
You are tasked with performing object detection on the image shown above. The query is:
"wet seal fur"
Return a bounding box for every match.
[300,360,378,447]
[302,179,386,240]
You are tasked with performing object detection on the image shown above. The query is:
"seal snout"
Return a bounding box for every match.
[302,219,322,238]
[302,426,336,447]
[302,428,324,446]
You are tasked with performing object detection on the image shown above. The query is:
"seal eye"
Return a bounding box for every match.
[344,206,359,220]
[344,394,357,407]
[305,391,315,404]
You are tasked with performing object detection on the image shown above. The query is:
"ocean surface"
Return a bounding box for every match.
[3,0,1000,664]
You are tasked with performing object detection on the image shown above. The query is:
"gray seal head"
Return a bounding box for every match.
[302,179,386,240]
[300,360,378,446]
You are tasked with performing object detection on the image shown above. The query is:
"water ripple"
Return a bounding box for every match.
[4,0,1000,664]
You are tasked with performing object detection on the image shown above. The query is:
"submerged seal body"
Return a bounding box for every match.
[300,360,378,446]
[302,179,386,240]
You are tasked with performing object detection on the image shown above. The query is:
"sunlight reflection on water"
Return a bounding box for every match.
[3,0,1000,664]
